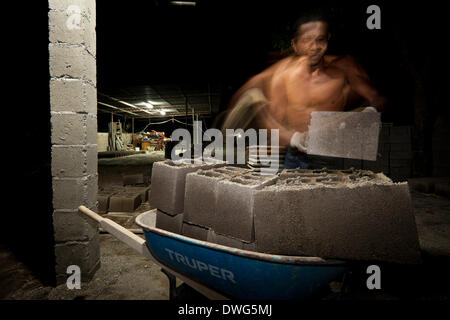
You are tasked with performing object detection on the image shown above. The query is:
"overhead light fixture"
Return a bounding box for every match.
[170,1,196,6]
[159,110,166,116]
[147,100,166,106]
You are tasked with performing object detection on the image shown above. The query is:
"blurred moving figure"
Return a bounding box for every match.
[223,12,386,169]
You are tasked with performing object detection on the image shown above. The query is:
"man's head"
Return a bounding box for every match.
[291,12,330,66]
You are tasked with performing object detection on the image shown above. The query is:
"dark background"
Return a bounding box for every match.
[4,0,449,287]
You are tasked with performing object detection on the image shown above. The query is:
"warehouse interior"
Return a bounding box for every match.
[2,0,450,302]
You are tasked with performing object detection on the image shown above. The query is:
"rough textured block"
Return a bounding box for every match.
[308,111,381,161]
[51,113,87,145]
[108,192,141,212]
[207,230,256,251]
[253,169,421,264]
[213,172,278,242]
[182,222,209,241]
[53,210,98,242]
[50,79,96,114]
[155,210,184,234]
[48,9,96,55]
[149,159,224,215]
[123,173,144,186]
[49,44,96,85]
[54,232,100,283]
[184,166,251,227]
[126,186,151,202]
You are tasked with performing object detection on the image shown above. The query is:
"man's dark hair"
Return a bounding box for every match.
[292,9,331,39]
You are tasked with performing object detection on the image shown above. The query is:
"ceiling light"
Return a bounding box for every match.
[159,110,166,116]
[170,1,196,6]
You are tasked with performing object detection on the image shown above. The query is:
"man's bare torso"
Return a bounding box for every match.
[268,55,352,132]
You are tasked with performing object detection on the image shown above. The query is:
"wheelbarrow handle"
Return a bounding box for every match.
[78,205,149,257]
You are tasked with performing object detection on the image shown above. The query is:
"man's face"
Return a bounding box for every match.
[291,21,329,66]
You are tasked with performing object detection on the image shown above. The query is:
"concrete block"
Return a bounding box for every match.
[182,222,209,241]
[123,173,144,186]
[48,9,96,55]
[149,159,225,215]
[97,193,110,213]
[126,186,150,202]
[207,230,256,251]
[54,232,100,283]
[49,44,96,85]
[51,145,85,177]
[108,192,141,212]
[308,111,381,161]
[155,210,184,234]
[52,177,85,210]
[183,166,251,228]
[214,172,278,242]
[49,0,96,21]
[407,178,437,193]
[53,210,98,242]
[253,170,421,264]
[50,79,96,114]
[51,113,86,145]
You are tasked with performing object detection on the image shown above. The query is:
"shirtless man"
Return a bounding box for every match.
[228,13,386,169]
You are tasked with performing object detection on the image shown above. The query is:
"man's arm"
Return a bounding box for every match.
[338,55,387,112]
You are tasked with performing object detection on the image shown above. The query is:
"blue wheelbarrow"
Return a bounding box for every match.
[79,206,348,300]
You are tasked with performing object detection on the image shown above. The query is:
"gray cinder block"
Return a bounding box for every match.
[149,159,224,215]
[182,222,209,241]
[307,111,381,161]
[108,192,141,212]
[213,173,278,242]
[253,169,421,264]
[155,210,184,234]
[207,230,256,251]
[183,166,251,228]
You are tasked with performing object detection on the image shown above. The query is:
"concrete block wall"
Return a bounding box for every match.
[49,0,99,284]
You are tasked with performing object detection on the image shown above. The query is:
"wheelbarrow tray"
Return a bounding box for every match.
[135,210,347,300]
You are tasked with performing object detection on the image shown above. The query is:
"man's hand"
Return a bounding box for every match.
[290,131,309,152]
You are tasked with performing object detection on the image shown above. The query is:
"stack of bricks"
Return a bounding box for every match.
[151,158,421,263]
[149,159,225,235]
[252,168,421,264]
[49,0,99,283]
[183,166,276,249]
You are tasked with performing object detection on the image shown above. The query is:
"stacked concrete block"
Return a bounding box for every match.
[149,159,225,215]
[213,172,278,242]
[126,186,151,202]
[207,230,256,251]
[183,166,251,228]
[155,210,184,234]
[253,169,422,264]
[109,192,142,212]
[182,222,209,241]
[49,0,99,284]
